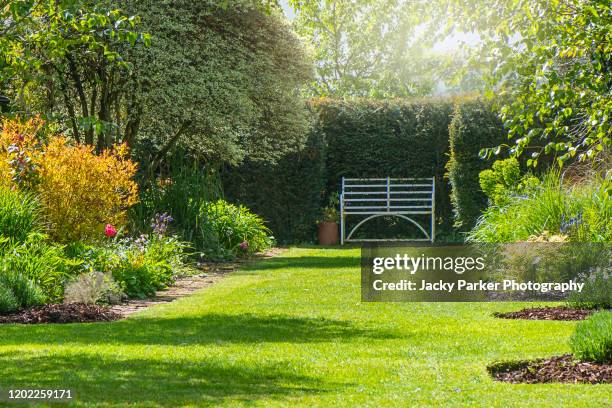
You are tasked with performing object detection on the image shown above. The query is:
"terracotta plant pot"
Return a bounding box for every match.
[318,221,339,245]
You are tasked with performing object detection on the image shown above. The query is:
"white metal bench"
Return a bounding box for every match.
[339,177,435,244]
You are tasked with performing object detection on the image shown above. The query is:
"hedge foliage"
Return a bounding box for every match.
[224,98,505,242]
[223,131,326,243]
[446,100,507,230]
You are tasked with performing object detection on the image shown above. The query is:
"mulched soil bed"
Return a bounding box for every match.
[0,303,121,324]
[493,306,594,321]
[489,354,612,384]
[0,248,285,323]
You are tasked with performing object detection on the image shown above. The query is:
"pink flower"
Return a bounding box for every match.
[239,241,249,251]
[105,224,117,238]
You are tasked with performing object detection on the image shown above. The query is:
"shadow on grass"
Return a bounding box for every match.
[0,313,399,346]
[0,351,339,406]
[243,256,360,271]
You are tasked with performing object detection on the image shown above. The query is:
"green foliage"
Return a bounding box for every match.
[199,200,274,257]
[319,193,339,223]
[445,0,611,165]
[0,233,73,304]
[223,130,327,243]
[570,311,612,363]
[71,234,188,299]
[0,0,148,147]
[131,156,224,256]
[568,267,611,310]
[122,0,313,166]
[479,158,540,206]
[0,186,41,243]
[289,0,437,97]
[446,100,507,230]
[226,97,505,242]
[0,270,46,313]
[468,172,611,243]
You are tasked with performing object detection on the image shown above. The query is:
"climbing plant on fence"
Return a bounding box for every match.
[224,97,506,243]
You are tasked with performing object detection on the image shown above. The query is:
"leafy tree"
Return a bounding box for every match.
[120,0,313,168]
[0,0,148,148]
[288,0,436,97]
[443,0,611,166]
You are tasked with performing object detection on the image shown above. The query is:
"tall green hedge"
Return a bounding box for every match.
[316,98,454,237]
[224,97,506,242]
[223,131,326,243]
[446,100,506,230]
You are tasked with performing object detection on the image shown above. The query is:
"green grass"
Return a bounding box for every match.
[0,247,610,407]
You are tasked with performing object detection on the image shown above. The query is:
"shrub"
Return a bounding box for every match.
[0,186,41,243]
[37,137,139,243]
[446,100,507,230]
[468,172,611,243]
[570,311,612,363]
[479,158,540,206]
[495,241,607,284]
[0,117,46,189]
[0,270,45,313]
[568,267,611,310]
[63,271,124,305]
[0,283,19,313]
[199,200,273,257]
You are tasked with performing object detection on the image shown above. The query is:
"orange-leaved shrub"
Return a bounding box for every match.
[0,117,46,188]
[37,137,139,243]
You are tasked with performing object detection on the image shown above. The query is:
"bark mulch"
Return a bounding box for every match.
[493,306,594,321]
[0,248,285,323]
[489,354,612,384]
[0,303,121,324]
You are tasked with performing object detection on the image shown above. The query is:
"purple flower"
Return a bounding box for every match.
[239,241,249,251]
[151,212,173,236]
[560,212,582,234]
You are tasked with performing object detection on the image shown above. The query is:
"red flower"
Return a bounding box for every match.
[105,224,117,238]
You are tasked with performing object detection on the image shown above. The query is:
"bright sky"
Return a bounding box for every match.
[279,0,295,19]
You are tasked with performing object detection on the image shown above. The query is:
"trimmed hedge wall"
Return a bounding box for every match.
[223,130,326,243]
[446,100,506,231]
[224,97,506,243]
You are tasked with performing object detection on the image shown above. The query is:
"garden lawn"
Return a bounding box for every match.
[0,247,609,407]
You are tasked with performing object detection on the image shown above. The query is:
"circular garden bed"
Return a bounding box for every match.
[488,355,611,384]
[493,306,596,321]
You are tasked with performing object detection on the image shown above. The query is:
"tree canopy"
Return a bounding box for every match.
[122,0,313,166]
[1,0,313,168]
[442,0,611,166]
[288,0,438,97]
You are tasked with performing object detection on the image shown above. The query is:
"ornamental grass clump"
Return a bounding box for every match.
[0,186,41,243]
[570,311,612,363]
[468,171,611,243]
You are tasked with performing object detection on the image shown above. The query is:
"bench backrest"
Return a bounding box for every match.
[341,177,435,215]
